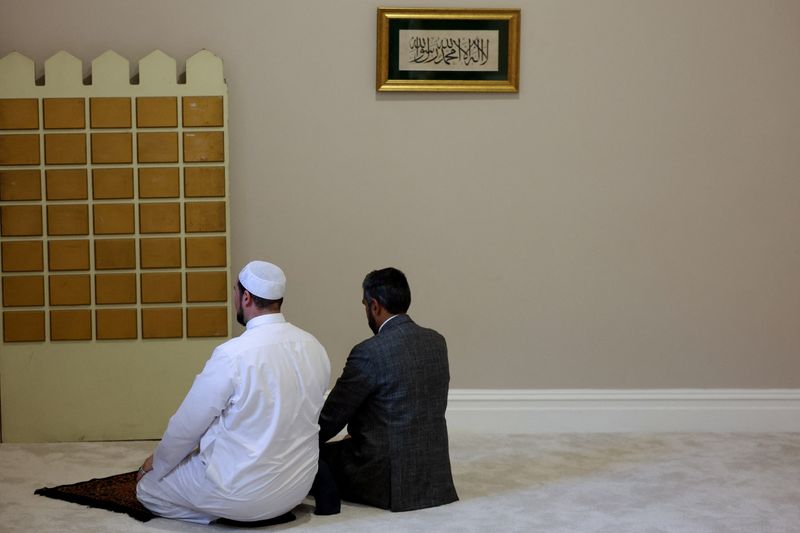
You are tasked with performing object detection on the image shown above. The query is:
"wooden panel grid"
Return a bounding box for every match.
[43,98,85,129]
[186,271,227,302]
[95,273,137,304]
[141,272,182,303]
[139,167,179,198]
[142,307,182,338]
[45,169,88,200]
[185,201,225,233]
[183,131,224,162]
[137,132,178,163]
[93,203,135,235]
[184,167,224,197]
[0,134,40,165]
[0,169,41,200]
[2,275,45,307]
[182,96,223,127]
[92,168,133,199]
[96,308,138,340]
[44,134,86,165]
[1,205,42,236]
[94,239,136,270]
[49,274,91,306]
[1,51,229,343]
[90,97,131,129]
[3,310,45,342]
[185,236,226,267]
[139,237,180,269]
[0,98,39,130]
[139,202,180,233]
[91,132,133,164]
[2,241,43,272]
[47,204,89,235]
[48,240,89,271]
[136,97,178,128]
[50,309,92,341]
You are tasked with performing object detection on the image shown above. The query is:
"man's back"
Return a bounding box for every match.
[201,315,330,496]
[147,313,330,519]
[320,314,458,511]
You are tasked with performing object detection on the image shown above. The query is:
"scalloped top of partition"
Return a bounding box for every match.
[0,51,37,92]
[0,49,226,97]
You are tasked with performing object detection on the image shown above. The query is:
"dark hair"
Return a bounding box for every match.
[237,280,283,310]
[362,267,411,314]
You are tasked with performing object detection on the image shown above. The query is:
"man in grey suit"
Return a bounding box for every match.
[312,267,458,513]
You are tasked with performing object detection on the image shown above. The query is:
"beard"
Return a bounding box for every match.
[367,306,379,335]
[236,292,246,326]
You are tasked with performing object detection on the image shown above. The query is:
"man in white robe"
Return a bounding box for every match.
[136,261,331,524]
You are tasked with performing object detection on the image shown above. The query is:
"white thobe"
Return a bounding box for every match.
[137,313,330,524]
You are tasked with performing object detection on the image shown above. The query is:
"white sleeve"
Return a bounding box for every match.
[151,347,236,480]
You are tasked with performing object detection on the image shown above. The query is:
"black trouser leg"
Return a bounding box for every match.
[310,458,341,515]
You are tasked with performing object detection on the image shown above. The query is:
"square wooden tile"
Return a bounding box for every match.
[91,133,132,164]
[93,203,134,234]
[141,272,182,303]
[47,204,89,235]
[90,97,131,128]
[92,168,133,199]
[45,169,88,200]
[187,306,228,337]
[49,274,91,306]
[95,273,137,304]
[3,311,45,342]
[50,309,92,341]
[0,98,39,130]
[94,239,135,270]
[0,134,40,165]
[183,132,224,162]
[184,166,224,197]
[1,205,42,236]
[139,202,180,233]
[136,97,178,128]
[44,134,86,164]
[48,240,89,271]
[139,237,180,268]
[185,236,226,267]
[0,169,41,200]
[142,307,183,338]
[2,275,44,307]
[43,98,85,129]
[185,201,226,233]
[137,132,178,163]
[187,271,227,302]
[182,96,223,127]
[139,167,179,198]
[1,241,43,272]
[96,308,137,340]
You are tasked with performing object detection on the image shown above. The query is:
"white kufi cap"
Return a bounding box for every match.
[238,261,286,299]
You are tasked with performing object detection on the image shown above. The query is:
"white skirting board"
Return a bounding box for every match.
[445,389,800,433]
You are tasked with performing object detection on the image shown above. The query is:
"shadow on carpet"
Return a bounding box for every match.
[34,471,296,527]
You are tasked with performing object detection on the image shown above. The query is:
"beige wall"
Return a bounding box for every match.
[2,0,799,390]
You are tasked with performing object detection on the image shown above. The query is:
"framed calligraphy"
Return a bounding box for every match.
[377,8,521,93]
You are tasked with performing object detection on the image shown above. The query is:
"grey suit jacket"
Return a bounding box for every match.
[319,314,458,511]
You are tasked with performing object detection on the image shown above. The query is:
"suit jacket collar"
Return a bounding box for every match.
[379,313,412,333]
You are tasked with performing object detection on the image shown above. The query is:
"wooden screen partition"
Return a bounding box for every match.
[0,50,230,442]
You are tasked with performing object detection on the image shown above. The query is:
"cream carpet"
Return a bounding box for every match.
[1,432,798,532]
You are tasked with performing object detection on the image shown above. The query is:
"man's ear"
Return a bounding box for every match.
[369,298,382,315]
[241,289,252,306]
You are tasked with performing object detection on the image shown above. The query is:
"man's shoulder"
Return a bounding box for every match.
[357,316,445,355]
[385,315,444,342]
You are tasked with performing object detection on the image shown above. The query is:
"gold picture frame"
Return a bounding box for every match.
[376,7,521,93]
